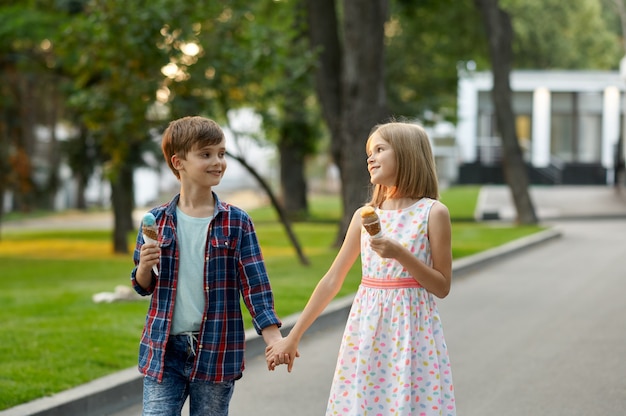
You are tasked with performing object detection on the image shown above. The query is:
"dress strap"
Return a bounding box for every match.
[361,276,421,289]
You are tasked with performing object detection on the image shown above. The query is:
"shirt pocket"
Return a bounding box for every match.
[207,235,239,283]
[209,235,238,256]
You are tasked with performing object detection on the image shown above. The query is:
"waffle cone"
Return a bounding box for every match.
[142,226,158,241]
[363,220,381,236]
[361,206,382,237]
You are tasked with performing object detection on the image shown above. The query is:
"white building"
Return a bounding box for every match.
[456,70,626,185]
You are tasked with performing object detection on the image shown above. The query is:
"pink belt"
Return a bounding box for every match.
[361,276,421,289]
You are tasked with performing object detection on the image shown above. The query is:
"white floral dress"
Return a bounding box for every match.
[326,198,456,416]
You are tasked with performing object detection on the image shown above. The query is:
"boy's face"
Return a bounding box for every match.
[171,138,227,188]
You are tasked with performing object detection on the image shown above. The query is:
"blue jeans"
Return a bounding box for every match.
[142,333,235,416]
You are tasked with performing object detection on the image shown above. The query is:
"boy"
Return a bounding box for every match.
[131,116,282,416]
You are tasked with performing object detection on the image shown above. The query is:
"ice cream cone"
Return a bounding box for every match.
[361,206,382,238]
[142,212,159,276]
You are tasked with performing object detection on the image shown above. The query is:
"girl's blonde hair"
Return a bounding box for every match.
[366,122,439,207]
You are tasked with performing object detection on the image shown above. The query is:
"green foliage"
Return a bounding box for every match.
[2,0,624,224]
[57,1,172,169]
[386,0,488,119]
[164,0,321,153]
[0,5,65,52]
[386,0,624,119]
[502,0,623,69]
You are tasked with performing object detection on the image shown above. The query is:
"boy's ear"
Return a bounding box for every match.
[171,154,183,171]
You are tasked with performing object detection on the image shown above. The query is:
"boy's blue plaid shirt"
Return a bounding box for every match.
[131,193,281,383]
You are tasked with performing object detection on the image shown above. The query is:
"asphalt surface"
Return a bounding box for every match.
[2,185,625,416]
[110,186,626,416]
[108,219,626,416]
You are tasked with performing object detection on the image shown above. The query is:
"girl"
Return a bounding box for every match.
[267,121,456,415]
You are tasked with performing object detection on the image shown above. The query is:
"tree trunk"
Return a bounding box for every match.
[74,125,92,210]
[75,170,88,210]
[0,141,6,241]
[336,0,389,244]
[305,0,342,165]
[279,124,308,220]
[110,163,135,254]
[307,0,389,245]
[43,89,61,211]
[0,99,9,239]
[279,0,310,220]
[474,0,538,224]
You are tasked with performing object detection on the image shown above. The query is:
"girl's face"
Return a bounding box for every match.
[366,133,397,187]
[172,139,227,188]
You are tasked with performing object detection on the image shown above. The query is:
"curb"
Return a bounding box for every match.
[0,227,562,416]
[451,227,562,278]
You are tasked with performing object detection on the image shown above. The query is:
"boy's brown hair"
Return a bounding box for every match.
[161,116,225,179]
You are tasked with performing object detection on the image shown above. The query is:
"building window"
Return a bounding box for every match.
[516,115,532,161]
[551,114,574,161]
[576,92,602,163]
[550,92,602,163]
[577,115,602,162]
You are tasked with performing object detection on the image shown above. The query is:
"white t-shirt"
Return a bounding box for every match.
[171,206,212,335]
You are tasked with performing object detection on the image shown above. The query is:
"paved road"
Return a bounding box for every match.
[476,184,626,220]
[439,219,626,416]
[112,219,626,416]
[5,185,623,415]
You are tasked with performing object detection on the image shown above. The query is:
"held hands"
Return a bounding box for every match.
[265,335,300,372]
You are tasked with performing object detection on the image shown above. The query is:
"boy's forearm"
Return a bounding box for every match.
[261,324,282,346]
[134,265,153,291]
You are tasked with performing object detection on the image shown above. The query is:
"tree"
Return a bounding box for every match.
[276,1,317,220]
[57,0,192,253]
[505,0,621,69]
[306,0,389,245]
[0,3,71,237]
[230,0,320,221]
[159,1,315,264]
[474,0,538,224]
[387,0,487,120]
[606,0,626,53]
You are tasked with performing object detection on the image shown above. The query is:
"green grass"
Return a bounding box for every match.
[0,186,543,410]
[441,185,481,220]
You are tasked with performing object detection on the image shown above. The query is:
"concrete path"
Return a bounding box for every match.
[231,220,626,416]
[440,219,626,415]
[475,184,626,221]
[108,219,626,416]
